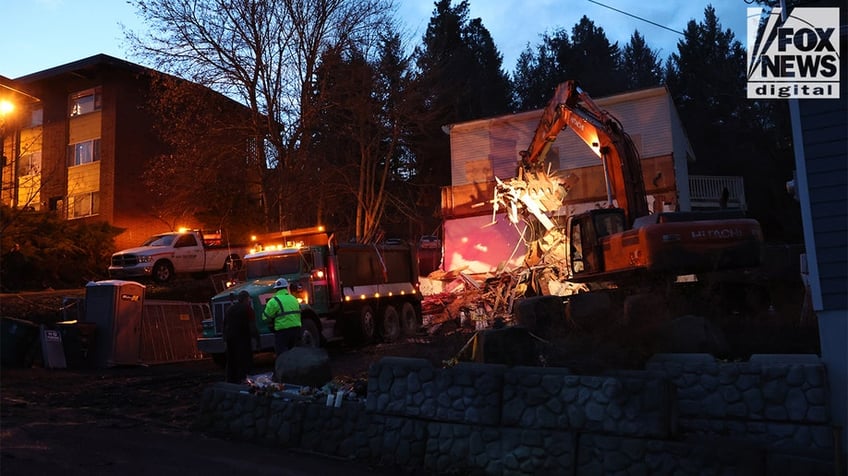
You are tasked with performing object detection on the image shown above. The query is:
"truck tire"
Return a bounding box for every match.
[380,305,401,343]
[400,302,420,336]
[300,319,320,348]
[152,260,174,283]
[358,305,376,343]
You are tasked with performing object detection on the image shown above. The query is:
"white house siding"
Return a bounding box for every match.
[448,87,679,191]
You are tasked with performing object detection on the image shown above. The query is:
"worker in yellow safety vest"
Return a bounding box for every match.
[262,278,302,357]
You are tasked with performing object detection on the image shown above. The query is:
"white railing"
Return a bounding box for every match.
[689,175,747,210]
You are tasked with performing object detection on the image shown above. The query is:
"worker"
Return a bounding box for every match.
[223,290,259,383]
[262,278,302,357]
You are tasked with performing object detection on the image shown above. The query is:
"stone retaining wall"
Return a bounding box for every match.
[196,354,837,475]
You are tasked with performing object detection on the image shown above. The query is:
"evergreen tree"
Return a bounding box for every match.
[621,30,663,89]
[665,5,747,174]
[665,5,800,241]
[512,16,626,110]
[512,30,570,110]
[565,16,625,96]
[408,0,513,234]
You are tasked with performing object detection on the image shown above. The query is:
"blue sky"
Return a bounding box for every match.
[1,0,751,79]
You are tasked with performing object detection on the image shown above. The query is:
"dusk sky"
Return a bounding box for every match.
[2,0,752,79]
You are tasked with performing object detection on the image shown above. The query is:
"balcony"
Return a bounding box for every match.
[689,175,746,211]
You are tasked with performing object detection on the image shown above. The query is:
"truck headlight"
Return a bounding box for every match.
[137,256,154,263]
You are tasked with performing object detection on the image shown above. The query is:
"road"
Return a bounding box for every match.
[0,357,407,476]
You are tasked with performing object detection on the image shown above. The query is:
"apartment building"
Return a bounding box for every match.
[1,54,251,251]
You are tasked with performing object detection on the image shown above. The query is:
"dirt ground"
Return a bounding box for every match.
[0,280,475,475]
[0,273,821,475]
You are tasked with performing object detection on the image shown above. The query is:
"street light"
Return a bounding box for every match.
[0,99,13,116]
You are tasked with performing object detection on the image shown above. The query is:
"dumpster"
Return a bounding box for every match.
[83,280,145,367]
[418,235,442,276]
[1,316,39,368]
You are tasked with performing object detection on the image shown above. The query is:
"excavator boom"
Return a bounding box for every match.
[519,80,649,225]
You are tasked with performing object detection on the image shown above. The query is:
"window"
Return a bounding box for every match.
[68,192,99,219]
[69,88,102,117]
[174,234,198,248]
[29,108,43,127]
[67,139,100,166]
[18,151,41,176]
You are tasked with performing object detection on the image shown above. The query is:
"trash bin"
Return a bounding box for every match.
[1,316,39,368]
[61,296,86,322]
[57,321,97,368]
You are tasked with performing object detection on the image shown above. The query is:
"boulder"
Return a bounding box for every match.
[273,347,332,387]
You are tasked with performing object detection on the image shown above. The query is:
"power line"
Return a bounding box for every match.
[586,0,685,36]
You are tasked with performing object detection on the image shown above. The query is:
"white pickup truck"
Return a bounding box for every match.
[108,230,248,283]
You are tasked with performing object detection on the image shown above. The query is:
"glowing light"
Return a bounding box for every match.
[0,100,13,116]
[359,294,366,300]
[374,292,380,298]
[345,296,351,302]
[314,270,325,279]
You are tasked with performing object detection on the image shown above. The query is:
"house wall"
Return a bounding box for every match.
[447,87,681,190]
[795,28,847,461]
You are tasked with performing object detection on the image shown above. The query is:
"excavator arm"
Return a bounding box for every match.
[519,80,649,225]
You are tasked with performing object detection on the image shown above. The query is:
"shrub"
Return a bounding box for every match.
[1,206,121,290]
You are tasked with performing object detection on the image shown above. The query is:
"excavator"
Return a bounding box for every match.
[501,80,764,325]
[517,80,762,283]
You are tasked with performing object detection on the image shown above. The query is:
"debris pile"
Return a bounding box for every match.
[421,168,589,333]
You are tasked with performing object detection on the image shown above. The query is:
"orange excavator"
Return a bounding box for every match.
[513,80,763,289]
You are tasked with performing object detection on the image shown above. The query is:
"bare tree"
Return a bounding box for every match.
[125,0,394,232]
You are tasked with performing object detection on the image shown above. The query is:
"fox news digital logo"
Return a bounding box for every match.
[747,7,840,99]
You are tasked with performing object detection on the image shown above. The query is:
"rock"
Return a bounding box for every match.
[273,347,332,387]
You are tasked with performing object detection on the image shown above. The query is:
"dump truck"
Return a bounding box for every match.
[196,226,423,364]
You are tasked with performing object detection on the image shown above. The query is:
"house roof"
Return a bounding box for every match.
[445,85,672,134]
[14,54,150,83]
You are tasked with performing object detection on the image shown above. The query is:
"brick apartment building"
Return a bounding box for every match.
[1,54,252,251]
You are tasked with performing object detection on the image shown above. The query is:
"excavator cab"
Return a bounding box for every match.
[569,208,626,276]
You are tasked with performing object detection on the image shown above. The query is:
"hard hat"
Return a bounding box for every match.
[273,278,289,289]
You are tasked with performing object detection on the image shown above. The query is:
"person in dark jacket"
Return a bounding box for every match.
[223,291,259,383]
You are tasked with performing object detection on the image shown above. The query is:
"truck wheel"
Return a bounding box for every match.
[380,305,401,343]
[400,302,420,336]
[153,260,174,283]
[358,305,376,343]
[300,319,320,348]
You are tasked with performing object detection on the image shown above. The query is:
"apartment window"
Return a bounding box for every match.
[18,151,41,176]
[69,88,102,117]
[67,139,101,166]
[29,108,43,127]
[68,192,99,219]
